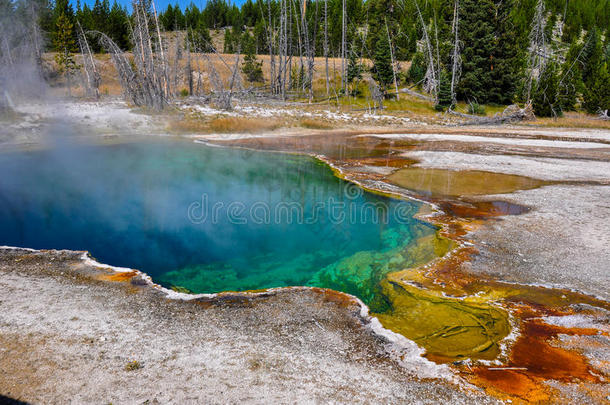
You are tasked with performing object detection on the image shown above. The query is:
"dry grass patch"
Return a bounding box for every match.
[209,116,283,133]
[167,116,212,134]
[531,112,610,129]
[299,118,333,130]
[168,114,284,134]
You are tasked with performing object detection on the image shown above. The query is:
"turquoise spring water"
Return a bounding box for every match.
[0,138,436,305]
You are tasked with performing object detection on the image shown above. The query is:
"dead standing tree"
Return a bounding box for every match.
[385,20,400,101]
[449,0,461,106]
[185,39,193,96]
[411,0,438,101]
[170,35,183,95]
[526,0,547,101]
[300,0,319,103]
[0,0,46,104]
[264,0,277,95]
[324,0,330,97]
[341,0,347,92]
[76,21,100,99]
[93,31,142,104]
[131,0,170,109]
[200,44,243,110]
[93,0,169,109]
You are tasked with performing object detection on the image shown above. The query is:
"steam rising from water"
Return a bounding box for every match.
[0,139,432,295]
[0,0,48,107]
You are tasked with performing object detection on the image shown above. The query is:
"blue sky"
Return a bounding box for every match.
[75,0,246,12]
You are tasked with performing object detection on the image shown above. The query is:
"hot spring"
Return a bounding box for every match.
[0,138,436,306]
[0,137,513,360]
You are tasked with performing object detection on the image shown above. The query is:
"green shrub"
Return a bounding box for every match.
[408,52,426,85]
[125,360,143,371]
[468,102,486,115]
[434,70,452,111]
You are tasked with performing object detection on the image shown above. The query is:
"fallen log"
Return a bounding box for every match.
[399,87,435,102]
[449,104,536,125]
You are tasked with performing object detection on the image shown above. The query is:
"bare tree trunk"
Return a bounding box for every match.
[526,0,547,101]
[300,0,318,103]
[76,20,100,99]
[93,0,169,109]
[151,0,170,99]
[292,0,304,94]
[288,0,293,93]
[28,1,43,74]
[341,0,347,92]
[280,0,289,99]
[172,35,182,95]
[450,0,461,105]
[324,0,330,97]
[434,12,441,88]
[385,21,399,101]
[413,0,437,100]
[223,50,242,109]
[186,38,193,96]
[93,31,139,104]
[269,0,277,94]
[65,48,72,97]
[332,56,339,103]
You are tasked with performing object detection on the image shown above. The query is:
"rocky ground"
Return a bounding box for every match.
[1,99,609,403]
[469,185,610,300]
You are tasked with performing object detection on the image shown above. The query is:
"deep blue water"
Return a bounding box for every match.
[0,138,434,299]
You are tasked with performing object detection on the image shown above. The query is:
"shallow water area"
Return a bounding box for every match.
[387,168,547,197]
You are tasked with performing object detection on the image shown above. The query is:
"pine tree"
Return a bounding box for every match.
[581,27,603,86]
[160,4,176,30]
[366,0,395,57]
[558,41,585,111]
[583,63,610,114]
[407,52,426,85]
[457,0,495,103]
[346,48,362,95]
[532,62,561,117]
[223,28,234,53]
[458,0,522,104]
[186,16,212,52]
[173,4,185,29]
[372,31,394,95]
[92,0,109,34]
[108,1,130,50]
[223,25,243,54]
[253,20,267,55]
[241,34,263,83]
[185,3,201,29]
[52,0,76,51]
[54,13,79,96]
[488,0,523,104]
[435,69,452,111]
